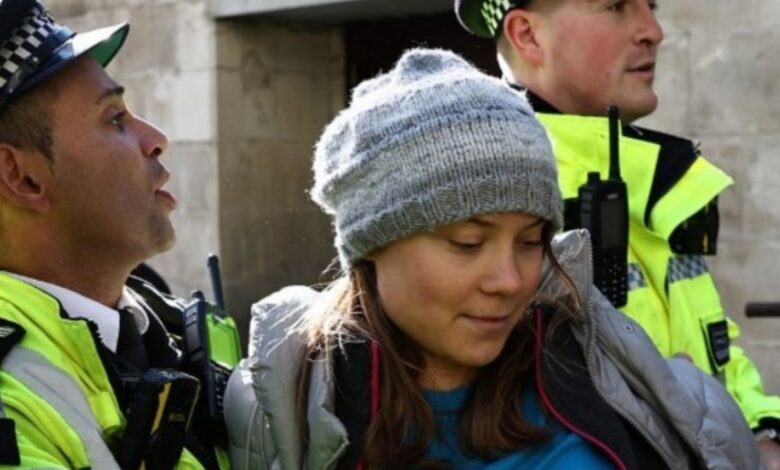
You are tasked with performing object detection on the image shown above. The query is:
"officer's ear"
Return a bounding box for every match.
[0,144,52,213]
[503,9,544,66]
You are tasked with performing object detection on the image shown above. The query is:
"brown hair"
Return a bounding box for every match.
[296,222,581,468]
[0,83,58,161]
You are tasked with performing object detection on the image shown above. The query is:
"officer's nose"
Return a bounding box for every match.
[636,3,664,47]
[139,118,168,160]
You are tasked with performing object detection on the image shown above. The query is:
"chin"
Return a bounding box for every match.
[144,224,176,257]
[621,98,658,123]
[158,229,177,253]
[459,344,506,368]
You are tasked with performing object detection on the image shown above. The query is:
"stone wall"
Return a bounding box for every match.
[214,19,343,338]
[642,1,780,392]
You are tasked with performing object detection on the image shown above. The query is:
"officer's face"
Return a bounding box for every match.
[532,0,663,123]
[44,56,175,263]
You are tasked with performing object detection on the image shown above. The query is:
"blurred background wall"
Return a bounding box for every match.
[49,0,780,391]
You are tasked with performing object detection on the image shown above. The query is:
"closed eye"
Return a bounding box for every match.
[448,240,483,252]
[519,240,544,250]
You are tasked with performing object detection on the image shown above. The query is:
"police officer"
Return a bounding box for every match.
[0,0,226,468]
[455,0,780,467]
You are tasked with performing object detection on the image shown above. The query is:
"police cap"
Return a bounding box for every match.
[455,0,533,39]
[0,0,129,110]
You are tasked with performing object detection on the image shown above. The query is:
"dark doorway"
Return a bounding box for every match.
[344,12,501,95]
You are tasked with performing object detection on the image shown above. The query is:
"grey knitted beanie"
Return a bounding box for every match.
[312,48,562,269]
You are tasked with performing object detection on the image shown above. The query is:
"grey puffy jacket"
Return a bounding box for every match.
[224,230,761,469]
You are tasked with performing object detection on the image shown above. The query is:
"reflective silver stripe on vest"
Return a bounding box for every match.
[2,347,120,469]
[667,255,709,284]
[628,263,646,291]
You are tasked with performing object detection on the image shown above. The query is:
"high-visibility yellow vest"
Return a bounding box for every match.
[0,273,207,469]
[539,112,780,428]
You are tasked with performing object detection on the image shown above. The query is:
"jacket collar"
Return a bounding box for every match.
[249,286,350,469]
[0,271,125,435]
[507,83,561,115]
[513,84,724,230]
[2,271,149,352]
[542,229,594,318]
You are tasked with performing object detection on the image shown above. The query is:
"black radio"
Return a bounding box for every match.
[181,255,241,447]
[117,369,200,470]
[577,106,629,307]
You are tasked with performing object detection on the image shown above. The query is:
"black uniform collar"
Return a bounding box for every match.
[524,90,562,114]
[508,83,562,115]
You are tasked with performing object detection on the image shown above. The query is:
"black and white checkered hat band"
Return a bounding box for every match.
[480,0,512,37]
[0,5,67,101]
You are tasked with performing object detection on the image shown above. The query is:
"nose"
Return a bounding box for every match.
[480,250,525,297]
[138,117,169,159]
[635,3,664,47]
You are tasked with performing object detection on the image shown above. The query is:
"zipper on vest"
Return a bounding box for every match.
[577,309,674,469]
[533,310,628,470]
[581,245,676,470]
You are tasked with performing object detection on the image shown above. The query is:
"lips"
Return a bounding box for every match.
[154,169,177,209]
[627,61,655,73]
[464,314,510,322]
[462,313,513,332]
[154,168,171,192]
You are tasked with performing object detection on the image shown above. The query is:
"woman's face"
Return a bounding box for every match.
[370,212,546,390]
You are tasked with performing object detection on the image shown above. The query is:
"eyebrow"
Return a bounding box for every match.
[95,86,125,106]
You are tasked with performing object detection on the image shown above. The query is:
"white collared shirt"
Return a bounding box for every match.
[3,271,150,353]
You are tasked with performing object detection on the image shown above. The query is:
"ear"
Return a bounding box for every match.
[0,144,52,213]
[503,9,544,66]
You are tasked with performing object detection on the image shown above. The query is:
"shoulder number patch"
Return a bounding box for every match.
[706,320,730,369]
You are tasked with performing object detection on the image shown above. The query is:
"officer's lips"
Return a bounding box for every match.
[627,61,655,79]
[154,171,177,209]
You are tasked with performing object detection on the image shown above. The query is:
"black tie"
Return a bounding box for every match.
[116,307,150,373]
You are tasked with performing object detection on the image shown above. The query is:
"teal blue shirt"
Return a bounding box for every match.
[422,386,614,469]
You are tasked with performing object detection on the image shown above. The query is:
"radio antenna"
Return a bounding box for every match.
[207,254,226,316]
[608,105,621,181]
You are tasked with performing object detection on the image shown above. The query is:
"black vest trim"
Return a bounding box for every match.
[334,340,372,470]
[535,307,670,470]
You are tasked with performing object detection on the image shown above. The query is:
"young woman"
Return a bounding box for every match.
[224,49,758,470]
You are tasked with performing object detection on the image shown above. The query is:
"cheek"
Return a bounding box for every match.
[526,256,544,296]
[511,249,545,305]
[376,269,422,343]
[375,251,471,333]
[554,22,620,76]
